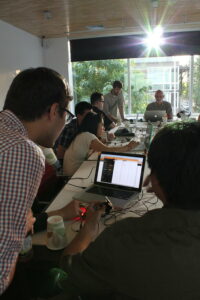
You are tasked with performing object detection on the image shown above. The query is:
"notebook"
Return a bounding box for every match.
[73,152,146,208]
[144,110,166,122]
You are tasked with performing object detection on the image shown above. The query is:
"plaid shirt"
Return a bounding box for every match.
[55,118,78,150]
[0,110,45,294]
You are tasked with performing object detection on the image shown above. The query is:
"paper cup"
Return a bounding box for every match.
[46,216,67,250]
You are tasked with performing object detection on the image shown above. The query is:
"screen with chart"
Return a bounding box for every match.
[96,153,145,189]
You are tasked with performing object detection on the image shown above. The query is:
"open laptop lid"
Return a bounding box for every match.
[144,110,166,122]
[94,152,146,192]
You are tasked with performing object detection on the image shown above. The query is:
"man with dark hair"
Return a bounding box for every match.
[59,121,200,299]
[103,80,127,122]
[0,67,71,295]
[90,92,115,130]
[146,89,173,119]
[55,101,92,160]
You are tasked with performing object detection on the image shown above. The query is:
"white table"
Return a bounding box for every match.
[32,151,162,247]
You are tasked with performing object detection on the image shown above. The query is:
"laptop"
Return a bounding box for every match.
[73,152,146,208]
[144,110,166,122]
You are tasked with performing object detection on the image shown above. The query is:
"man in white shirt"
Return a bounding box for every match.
[103,80,126,122]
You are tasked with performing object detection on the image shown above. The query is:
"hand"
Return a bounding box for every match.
[143,175,154,193]
[83,204,105,236]
[26,210,36,235]
[126,140,139,151]
[107,132,115,141]
[63,203,104,255]
[52,200,81,220]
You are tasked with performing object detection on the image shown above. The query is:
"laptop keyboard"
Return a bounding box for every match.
[87,186,135,200]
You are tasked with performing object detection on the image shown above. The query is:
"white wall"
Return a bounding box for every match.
[0,20,44,109]
[43,37,74,111]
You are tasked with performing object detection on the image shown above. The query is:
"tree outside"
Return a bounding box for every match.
[72,56,200,115]
[193,56,200,112]
[72,58,151,114]
[72,59,127,103]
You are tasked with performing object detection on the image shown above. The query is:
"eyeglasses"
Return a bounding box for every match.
[61,108,75,124]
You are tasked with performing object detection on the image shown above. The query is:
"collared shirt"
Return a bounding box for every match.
[103,91,124,118]
[55,118,78,150]
[0,110,45,294]
[60,207,200,300]
[146,100,172,118]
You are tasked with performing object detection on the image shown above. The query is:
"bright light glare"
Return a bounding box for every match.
[144,26,164,50]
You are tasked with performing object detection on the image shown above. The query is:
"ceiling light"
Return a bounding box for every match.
[144,26,164,50]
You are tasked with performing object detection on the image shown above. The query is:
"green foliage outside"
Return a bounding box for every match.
[73,59,126,102]
[72,59,151,114]
[193,56,200,112]
[72,57,200,114]
[129,61,152,113]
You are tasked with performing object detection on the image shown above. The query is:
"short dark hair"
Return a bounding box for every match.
[148,122,200,209]
[3,67,69,121]
[155,90,164,95]
[113,80,123,89]
[90,92,103,105]
[75,101,92,116]
[78,112,103,136]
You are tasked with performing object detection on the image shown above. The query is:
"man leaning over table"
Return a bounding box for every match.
[0,67,73,295]
[103,80,127,123]
[58,122,200,300]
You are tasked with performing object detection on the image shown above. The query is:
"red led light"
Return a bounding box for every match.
[72,206,87,221]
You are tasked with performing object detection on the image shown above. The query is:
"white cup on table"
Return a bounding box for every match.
[46,216,67,250]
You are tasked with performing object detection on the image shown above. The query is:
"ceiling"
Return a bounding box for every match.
[0,0,200,40]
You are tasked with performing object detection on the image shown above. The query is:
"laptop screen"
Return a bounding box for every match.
[94,152,145,191]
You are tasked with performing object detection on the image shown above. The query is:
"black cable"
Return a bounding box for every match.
[69,166,95,180]
[86,159,98,161]
[67,183,86,189]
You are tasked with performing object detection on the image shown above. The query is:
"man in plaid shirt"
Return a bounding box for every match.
[55,101,92,160]
[0,67,71,295]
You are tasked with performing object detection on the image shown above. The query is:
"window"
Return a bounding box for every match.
[72,55,200,116]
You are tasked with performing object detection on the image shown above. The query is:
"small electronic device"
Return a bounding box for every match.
[98,197,113,215]
[115,128,135,137]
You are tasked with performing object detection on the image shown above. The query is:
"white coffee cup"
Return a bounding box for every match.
[46,216,67,250]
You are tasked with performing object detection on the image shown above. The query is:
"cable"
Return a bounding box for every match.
[67,183,86,189]
[69,166,95,180]
[86,159,98,161]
